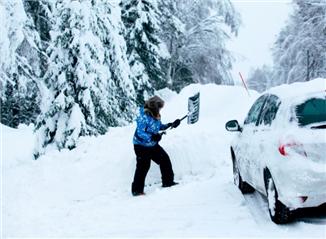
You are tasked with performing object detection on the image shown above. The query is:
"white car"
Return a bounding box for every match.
[225,79,326,224]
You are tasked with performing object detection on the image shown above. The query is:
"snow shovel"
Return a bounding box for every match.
[184,92,200,125]
[161,92,200,134]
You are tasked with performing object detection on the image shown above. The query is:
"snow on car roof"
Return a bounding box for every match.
[266,78,326,100]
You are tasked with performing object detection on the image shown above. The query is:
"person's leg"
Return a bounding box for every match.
[152,144,175,186]
[132,145,151,195]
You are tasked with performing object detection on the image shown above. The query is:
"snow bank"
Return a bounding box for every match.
[2,124,35,169]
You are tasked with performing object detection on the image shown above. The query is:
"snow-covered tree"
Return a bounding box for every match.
[34,0,136,157]
[158,0,240,90]
[121,0,167,103]
[247,65,273,93]
[23,0,54,75]
[0,0,41,127]
[157,0,187,92]
[1,76,20,127]
[271,0,326,86]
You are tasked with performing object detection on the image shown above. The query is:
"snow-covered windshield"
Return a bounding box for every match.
[295,97,326,127]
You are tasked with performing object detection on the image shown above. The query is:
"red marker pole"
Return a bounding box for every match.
[239,72,250,97]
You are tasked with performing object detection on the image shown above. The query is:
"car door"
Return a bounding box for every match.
[236,94,268,184]
[251,95,281,193]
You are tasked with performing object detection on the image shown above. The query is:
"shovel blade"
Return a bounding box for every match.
[188,92,200,124]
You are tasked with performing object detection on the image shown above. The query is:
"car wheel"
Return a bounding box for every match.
[232,154,255,194]
[264,170,292,224]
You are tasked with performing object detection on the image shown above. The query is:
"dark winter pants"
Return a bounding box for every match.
[132,144,174,194]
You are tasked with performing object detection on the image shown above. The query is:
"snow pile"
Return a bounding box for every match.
[267,78,326,99]
[2,84,325,237]
[2,124,35,169]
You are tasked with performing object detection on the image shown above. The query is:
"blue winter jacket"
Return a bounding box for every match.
[133,107,169,147]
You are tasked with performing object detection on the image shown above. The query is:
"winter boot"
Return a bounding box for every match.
[162,182,179,188]
[132,192,146,196]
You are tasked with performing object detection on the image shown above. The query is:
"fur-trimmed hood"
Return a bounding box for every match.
[144,95,164,119]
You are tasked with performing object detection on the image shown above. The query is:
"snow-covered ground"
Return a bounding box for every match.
[2,84,326,237]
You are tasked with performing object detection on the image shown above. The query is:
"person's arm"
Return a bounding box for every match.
[160,119,181,130]
[160,122,172,131]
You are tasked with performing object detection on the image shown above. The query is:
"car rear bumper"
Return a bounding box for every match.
[280,193,326,210]
[271,158,326,210]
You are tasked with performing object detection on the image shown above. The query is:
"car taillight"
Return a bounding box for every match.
[278,141,307,157]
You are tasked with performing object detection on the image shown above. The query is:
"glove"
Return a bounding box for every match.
[166,123,173,128]
[171,119,181,128]
[151,133,162,142]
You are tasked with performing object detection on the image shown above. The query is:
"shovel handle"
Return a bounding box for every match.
[169,114,187,130]
[180,114,188,122]
[160,114,188,136]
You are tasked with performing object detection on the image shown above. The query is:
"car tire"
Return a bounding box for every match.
[232,151,255,194]
[264,170,292,224]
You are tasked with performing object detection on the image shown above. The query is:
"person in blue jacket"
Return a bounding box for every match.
[132,95,180,196]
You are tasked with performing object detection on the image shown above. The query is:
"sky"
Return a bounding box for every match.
[228,0,293,85]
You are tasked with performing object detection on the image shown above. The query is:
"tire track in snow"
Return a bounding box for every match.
[243,192,271,225]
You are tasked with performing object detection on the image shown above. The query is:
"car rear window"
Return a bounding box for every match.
[295,97,326,126]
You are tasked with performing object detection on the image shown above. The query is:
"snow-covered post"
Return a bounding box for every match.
[239,72,250,97]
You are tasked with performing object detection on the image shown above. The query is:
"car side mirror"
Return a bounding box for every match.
[225,120,242,132]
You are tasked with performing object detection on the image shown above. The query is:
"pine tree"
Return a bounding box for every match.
[247,65,273,93]
[23,0,54,75]
[272,0,326,86]
[0,0,41,128]
[121,0,166,103]
[34,0,136,157]
[158,0,187,92]
[1,81,16,127]
[158,0,240,90]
